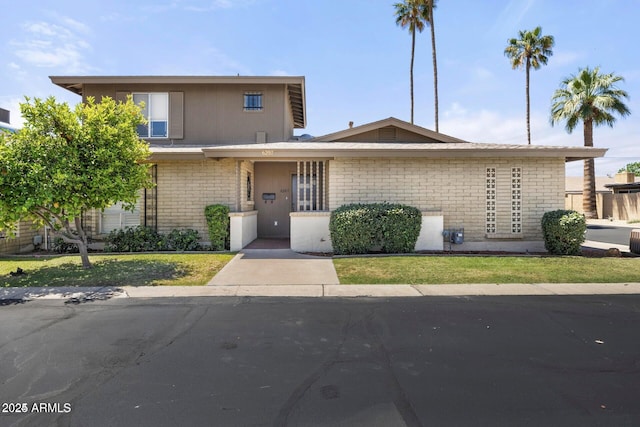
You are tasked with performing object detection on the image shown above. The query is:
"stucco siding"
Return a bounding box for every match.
[328,157,565,242]
[83,83,290,144]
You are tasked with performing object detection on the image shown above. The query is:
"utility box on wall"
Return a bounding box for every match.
[443,228,464,245]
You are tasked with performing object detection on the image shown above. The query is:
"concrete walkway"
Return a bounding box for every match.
[207,249,339,286]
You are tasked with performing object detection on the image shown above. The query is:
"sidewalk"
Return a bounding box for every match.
[2,282,640,301]
[208,249,339,285]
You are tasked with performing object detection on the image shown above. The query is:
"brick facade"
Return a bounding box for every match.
[154,159,259,238]
[328,157,565,241]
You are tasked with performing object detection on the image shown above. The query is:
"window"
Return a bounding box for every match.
[133,93,169,138]
[244,92,263,111]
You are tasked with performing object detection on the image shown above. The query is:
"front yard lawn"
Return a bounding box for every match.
[0,253,235,287]
[334,255,640,284]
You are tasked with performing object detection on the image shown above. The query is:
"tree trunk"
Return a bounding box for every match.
[77,239,91,269]
[410,30,415,124]
[582,119,597,219]
[525,58,531,145]
[74,217,92,269]
[430,7,438,132]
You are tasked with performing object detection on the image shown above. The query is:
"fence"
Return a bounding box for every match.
[565,193,640,220]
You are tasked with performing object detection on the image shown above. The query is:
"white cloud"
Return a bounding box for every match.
[185,0,255,11]
[144,0,255,13]
[10,18,94,74]
[439,102,637,176]
[270,70,293,77]
[547,50,585,69]
[489,0,536,35]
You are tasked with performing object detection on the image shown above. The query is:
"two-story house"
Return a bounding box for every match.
[50,75,606,253]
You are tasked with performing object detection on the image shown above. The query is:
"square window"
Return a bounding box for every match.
[244,93,263,111]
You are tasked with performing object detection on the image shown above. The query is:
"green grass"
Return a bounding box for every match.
[333,255,640,284]
[0,253,235,287]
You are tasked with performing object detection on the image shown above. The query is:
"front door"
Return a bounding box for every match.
[254,162,296,238]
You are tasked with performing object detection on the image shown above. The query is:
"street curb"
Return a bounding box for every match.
[2,283,640,301]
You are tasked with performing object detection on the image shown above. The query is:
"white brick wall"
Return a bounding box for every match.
[156,159,237,237]
[328,157,565,241]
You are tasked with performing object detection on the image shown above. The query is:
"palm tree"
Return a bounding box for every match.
[504,26,554,145]
[425,0,439,132]
[394,0,429,124]
[551,67,630,219]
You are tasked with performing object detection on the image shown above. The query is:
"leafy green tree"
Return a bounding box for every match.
[0,96,152,268]
[551,67,630,219]
[394,0,429,124]
[505,26,555,145]
[619,162,640,176]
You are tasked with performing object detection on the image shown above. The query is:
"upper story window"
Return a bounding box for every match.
[244,92,263,111]
[133,93,169,138]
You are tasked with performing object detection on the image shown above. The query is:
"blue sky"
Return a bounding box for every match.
[1,0,637,176]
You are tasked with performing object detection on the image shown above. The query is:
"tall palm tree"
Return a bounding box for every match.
[425,0,439,132]
[505,26,554,145]
[394,0,429,124]
[551,67,630,219]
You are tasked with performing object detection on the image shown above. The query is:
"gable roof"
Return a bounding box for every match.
[312,117,469,143]
[50,75,306,128]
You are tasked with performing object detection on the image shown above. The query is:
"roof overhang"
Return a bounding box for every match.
[50,75,306,129]
[145,142,607,162]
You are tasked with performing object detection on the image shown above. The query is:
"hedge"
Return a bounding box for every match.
[205,204,230,251]
[541,210,586,255]
[329,203,422,255]
[104,226,202,252]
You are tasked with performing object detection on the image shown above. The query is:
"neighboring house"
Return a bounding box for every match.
[0,108,44,254]
[50,76,606,253]
[566,173,640,220]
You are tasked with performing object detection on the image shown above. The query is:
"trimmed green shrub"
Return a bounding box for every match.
[205,204,230,250]
[104,226,167,252]
[378,204,423,253]
[52,237,79,254]
[329,203,422,255]
[541,210,586,255]
[166,228,201,251]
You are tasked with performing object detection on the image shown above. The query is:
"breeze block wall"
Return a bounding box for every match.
[328,157,565,243]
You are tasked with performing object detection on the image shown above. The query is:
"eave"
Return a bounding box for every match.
[192,142,607,162]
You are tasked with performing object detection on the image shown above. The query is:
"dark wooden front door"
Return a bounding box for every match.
[254,162,295,238]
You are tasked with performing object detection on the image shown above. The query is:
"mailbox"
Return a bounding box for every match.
[262,193,276,201]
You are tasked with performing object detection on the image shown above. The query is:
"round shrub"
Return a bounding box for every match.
[329,203,422,255]
[541,210,586,255]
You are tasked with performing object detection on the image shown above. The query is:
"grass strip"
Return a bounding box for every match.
[333,256,640,284]
[0,253,235,287]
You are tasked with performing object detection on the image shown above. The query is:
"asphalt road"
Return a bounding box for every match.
[1,296,640,427]
[586,224,634,246]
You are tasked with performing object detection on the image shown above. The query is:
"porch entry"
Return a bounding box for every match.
[254,161,327,239]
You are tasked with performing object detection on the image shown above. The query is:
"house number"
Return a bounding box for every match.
[261,150,274,156]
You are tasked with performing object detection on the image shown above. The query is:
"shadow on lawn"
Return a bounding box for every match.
[1,258,192,288]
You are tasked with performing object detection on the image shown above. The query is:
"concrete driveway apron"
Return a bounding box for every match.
[207,249,339,285]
